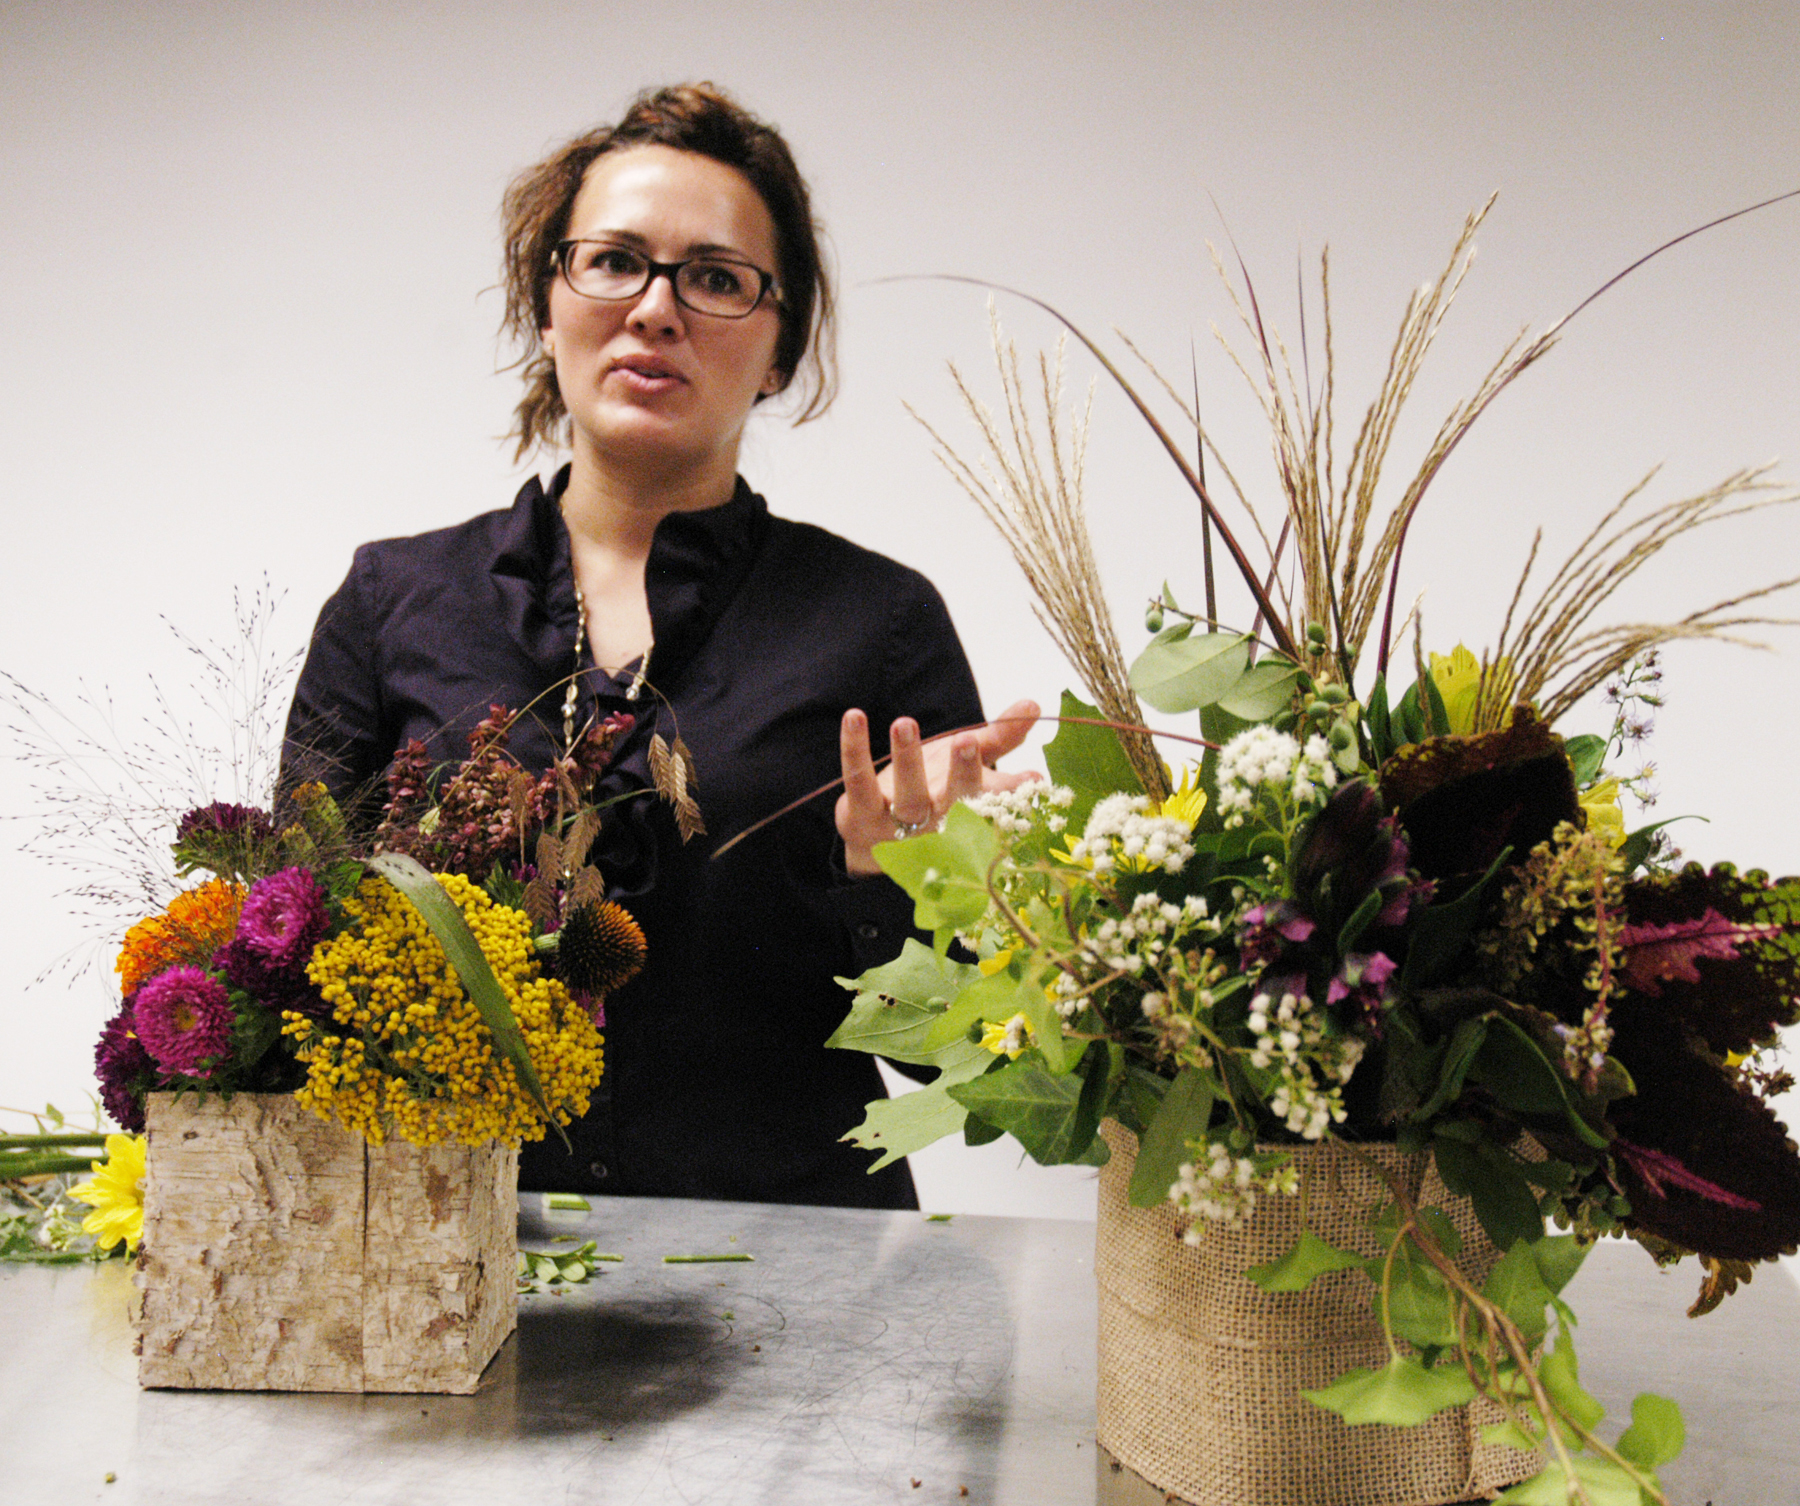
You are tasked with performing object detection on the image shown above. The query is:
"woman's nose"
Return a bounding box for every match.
[627,270,684,335]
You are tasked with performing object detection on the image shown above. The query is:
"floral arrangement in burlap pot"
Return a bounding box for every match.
[832,195,1800,1504]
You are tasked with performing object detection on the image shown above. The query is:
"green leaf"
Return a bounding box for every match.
[1367,674,1397,762]
[873,802,1000,942]
[1217,656,1302,720]
[1302,1354,1475,1426]
[1615,1392,1685,1472]
[1128,629,1250,714]
[841,1081,969,1171]
[1422,669,1452,738]
[946,1063,1112,1166]
[829,940,987,1075]
[1529,1234,1589,1297]
[919,968,1048,1059]
[963,1113,1004,1146]
[1564,734,1608,787]
[367,851,557,1137]
[1043,690,1145,832]
[1400,847,1514,991]
[1482,1240,1556,1350]
[1469,1016,1609,1150]
[1495,1458,1643,1506]
[1336,887,1385,956]
[1245,1229,1366,1292]
[1479,1418,1541,1453]
[1619,815,1691,873]
[1128,1068,1215,1208]
[1381,1263,1459,1349]
[1538,1327,1605,1433]
[1433,1134,1545,1250]
[1404,1014,1490,1122]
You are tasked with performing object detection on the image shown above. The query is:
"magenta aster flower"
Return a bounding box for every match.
[234,866,330,972]
[94,1003,155,1132]
[132,966,235,1075]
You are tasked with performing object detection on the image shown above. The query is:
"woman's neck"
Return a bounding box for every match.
[559,445,738,560]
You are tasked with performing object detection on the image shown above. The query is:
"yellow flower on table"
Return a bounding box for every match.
[70,1133,148,1254]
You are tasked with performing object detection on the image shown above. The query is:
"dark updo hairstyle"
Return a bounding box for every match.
[500,82,837,459]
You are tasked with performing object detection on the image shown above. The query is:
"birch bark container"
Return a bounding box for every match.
[135,1092,516,1394]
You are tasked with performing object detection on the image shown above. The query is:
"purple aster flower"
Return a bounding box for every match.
[234,866,330,973]
[94,1003,154,1132]
[132,966,235,1076]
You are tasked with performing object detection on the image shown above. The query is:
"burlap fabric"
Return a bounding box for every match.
[1096,1121,1537,1505]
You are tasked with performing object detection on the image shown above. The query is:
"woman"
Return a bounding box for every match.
[283,83,1036,1208]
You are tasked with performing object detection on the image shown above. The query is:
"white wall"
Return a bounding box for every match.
[4,2,1797,1220]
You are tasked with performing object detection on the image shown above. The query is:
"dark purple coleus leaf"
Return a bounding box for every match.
[1605,1000,1800,1262]
[1619,863,1800,1057]
[1379,708,1581,888]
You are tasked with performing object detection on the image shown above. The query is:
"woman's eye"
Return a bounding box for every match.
[691,262,747,297]
[589,248,643,277]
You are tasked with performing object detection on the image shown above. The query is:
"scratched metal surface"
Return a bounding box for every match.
[3,1197,1798,1505]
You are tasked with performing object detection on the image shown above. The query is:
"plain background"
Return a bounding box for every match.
[4,2,1797,1219]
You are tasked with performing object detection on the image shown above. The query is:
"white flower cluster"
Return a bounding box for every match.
[1247,984,1364,1140]
[961,780,1073,835]
[1050,971,1084,1020]
[1171,1141,1260,1229]
[1079,893,1215,978]
[1067,793,1196,874]
[1214,727,1339,827]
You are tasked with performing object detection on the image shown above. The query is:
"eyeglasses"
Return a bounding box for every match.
[554,240,780,318]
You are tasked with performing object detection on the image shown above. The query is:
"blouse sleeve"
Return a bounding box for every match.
[823,568,986,978]
[280,546,388,813]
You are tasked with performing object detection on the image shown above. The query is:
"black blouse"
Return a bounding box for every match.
[283,469,985,1208]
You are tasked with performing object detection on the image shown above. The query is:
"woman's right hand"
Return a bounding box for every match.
[835,699,1041,878]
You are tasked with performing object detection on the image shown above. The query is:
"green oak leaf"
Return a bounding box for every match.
[830,940,986,1074]
[1043,689,1145,832]
[1302,1354,1475,1426]
[841,1081,969,1171]
[1244,1229,1366,1292]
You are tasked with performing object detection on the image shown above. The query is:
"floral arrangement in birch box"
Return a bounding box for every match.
[830,195,1800,1505]
[3,698,650,1262]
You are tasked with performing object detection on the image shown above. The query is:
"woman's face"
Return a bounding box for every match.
[543,145,785,493]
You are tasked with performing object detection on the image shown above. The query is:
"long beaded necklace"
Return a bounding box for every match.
[562,574,651,748]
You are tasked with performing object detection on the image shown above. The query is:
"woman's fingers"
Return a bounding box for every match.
[886,717,933,824]
[972,698,1041,766]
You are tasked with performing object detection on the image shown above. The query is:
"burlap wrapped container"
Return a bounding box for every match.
[136,1093,516,1394]
[1096,1120,1536,1505]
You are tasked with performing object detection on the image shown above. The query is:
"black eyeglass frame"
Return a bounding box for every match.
[553,239,781,318]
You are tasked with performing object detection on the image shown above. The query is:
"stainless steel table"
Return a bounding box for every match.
[3,1193,1797,1505]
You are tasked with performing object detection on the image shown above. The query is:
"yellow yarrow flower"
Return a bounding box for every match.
[289,873,604,1148]
[69,1133,148,1254]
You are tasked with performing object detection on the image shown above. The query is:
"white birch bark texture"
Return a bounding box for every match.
[135,1093,516,1393]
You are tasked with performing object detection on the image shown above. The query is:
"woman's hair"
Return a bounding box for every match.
[500,82,836,459]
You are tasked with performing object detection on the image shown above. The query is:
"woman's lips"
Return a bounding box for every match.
[608,356,685,394]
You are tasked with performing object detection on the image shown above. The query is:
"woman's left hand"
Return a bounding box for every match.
[836,699,1042,878]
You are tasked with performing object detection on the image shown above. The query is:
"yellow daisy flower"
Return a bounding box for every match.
[70,1133,148,1254]
[1427,645,1515,735]
[980,1013,1033,1060]
[1155,765,1208,829]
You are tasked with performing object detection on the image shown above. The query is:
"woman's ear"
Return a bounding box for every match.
[541,329,556,360]
[759,365,787,397]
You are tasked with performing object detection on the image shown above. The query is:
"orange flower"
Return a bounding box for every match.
[116,878,246,995]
